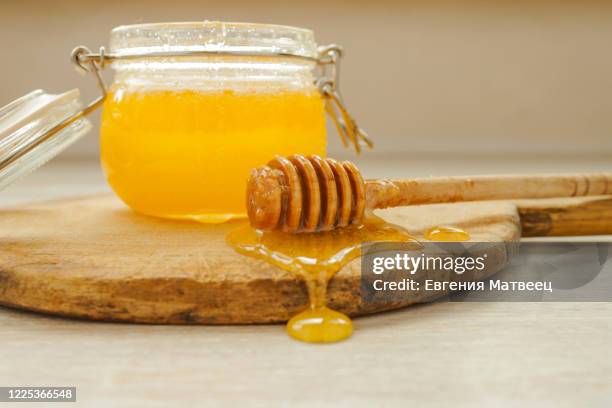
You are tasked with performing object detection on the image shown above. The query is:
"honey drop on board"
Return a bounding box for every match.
[425,226,470,242]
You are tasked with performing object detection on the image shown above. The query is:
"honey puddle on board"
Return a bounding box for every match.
[227,215,419,343]
[228,219,469,343]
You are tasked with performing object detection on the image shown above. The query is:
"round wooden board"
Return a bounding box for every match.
[0,195,520,324]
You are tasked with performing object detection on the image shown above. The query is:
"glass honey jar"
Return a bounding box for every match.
[0,21,371,221]
[102,22,329,222]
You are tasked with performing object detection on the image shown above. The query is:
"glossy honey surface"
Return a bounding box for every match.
[101,89,326,222]
[287,307,353,344]
[425,226,470,241]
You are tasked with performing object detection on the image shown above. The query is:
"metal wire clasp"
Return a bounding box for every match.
[71,46,108,97]
[316,45,373,153]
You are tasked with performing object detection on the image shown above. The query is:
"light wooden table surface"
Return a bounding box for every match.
[1,155,611,407]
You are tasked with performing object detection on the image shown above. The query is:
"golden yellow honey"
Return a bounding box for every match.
[425,226,470,241]
[100,89,327,222]
[287,307,353,344]
[227,216,419,343]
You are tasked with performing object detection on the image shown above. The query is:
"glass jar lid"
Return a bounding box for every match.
[109,21,318,60]
[0,89,92,192]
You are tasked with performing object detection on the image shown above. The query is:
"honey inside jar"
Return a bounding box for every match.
[99,22,326,222]
[101,89,326,222]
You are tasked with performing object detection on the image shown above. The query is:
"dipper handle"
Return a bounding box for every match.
[366,173,612,209]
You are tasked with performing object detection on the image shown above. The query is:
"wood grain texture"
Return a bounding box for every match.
[0,194,520,324]
[517,196,612,237]
[368,173,612,208]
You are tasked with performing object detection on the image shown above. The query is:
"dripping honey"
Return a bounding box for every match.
[227,216,418,343]
[101,89,326,222]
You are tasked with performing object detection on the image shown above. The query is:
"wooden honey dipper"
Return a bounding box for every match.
[247,155,612,233]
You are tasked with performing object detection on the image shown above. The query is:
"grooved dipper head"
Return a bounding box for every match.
[246,155,366,233]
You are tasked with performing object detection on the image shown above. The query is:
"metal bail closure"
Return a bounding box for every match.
[0,89,94,192]
[316,45,373,154]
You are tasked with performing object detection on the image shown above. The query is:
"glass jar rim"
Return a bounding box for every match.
[109,21,318,59]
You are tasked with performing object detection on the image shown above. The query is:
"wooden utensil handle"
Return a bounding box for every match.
[366,173,612,209]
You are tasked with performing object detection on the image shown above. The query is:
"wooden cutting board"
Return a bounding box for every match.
[0,194,610,324]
